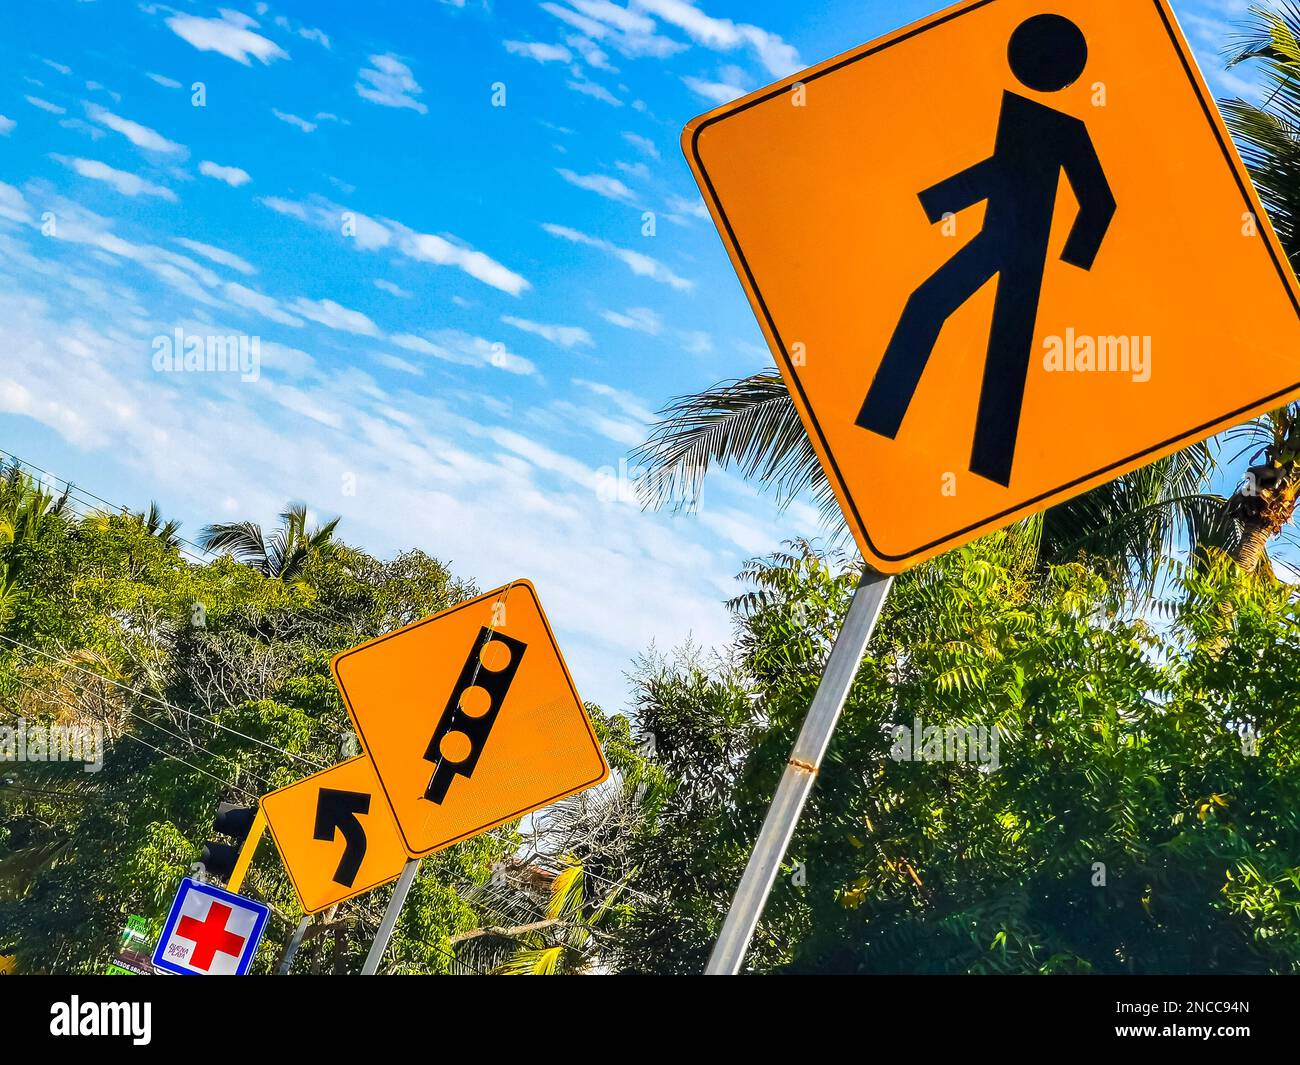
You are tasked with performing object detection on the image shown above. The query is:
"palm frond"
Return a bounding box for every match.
[630,369,845,526]
[198,521,270,571]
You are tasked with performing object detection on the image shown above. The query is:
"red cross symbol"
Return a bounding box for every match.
[176,901,247,971]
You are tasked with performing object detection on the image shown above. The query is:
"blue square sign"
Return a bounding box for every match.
[151,878,269,976]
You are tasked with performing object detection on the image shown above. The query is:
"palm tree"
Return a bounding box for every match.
[1223,3,1300,276]
[0,462,71,620]
[631,370,1229,592]
[133,502,182,549]
[199,503,341,581]
[0,462,69,547]
[454,857,630,975]
[1218,3,1300,573]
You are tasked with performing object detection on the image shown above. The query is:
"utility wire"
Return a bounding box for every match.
[0,448,216,564]
[0,630,329,773]
[5,664,277,793]
[0,447,377,640]
[1,698,258,801]
[0,783,98,802]
[114,729,260,801]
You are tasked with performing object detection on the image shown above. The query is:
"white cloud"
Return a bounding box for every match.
[85,104,186,155]
[574,377,657,422]
[25,96,66,115]
[52,156,178,201]
[566,77,623,107]
[84,81,121,103]
[0,116,15,136]
[339,210,392,251]
[390,333,440,356]
[393,225,530,296]
[259,340,317,379]
[0,182,31,225]
[224,281,304,326]
[572,0,657,35]
[288,297,381,337]
[556,168,638,204]
[373,278,412,299]
[272,109,317,133]
[567,35,616,71]
[259,195,309,220]
[502,315,594,349]
[543,223,693,290]
[543,0,685,59]
[147,73,183,89]
[393,330,538,375]
[164,10,289,66]
[175,238,256,276]
[634,0,802,76]
[601,306,663,335]
[0,274,810,715]
[296,25,331,48]
[666,193,709,220]
[269,11,331,49]
[616,160,650,181]
[491,426,595,485]
[356,54,427,113]
[255,195,530,296]
[683,75,748,105]
[372,351,423,375]
[622,131,660,159]
[15,197,225,305]
[680,329,713,355]
[504,40,573,63]
[199,161,252,187]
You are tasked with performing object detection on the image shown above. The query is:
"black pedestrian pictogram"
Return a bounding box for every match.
[857,14,1117,486]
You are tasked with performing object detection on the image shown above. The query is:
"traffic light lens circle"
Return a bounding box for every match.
[458,685,492,718]
[439,731,473,763]
[479,640,512,671]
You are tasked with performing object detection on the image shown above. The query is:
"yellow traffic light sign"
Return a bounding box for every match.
[333,581,609,858]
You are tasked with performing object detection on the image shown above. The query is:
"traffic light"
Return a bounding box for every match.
[423,627,527,803]
[200,802,258,881]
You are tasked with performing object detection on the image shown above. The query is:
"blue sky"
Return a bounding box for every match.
[0,0,1273,713]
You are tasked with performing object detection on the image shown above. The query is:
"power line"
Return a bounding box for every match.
[0,699,258,801]
[0,630,330,773]
[5,666,277,794]
[114,729,260,801]
[0,447,376,640]
[0,448,216,563]
[0,783,97,802]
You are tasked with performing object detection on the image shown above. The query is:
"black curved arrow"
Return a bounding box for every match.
[313,788,370,887]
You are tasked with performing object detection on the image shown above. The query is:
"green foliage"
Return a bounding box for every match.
[0,474,495,974]
[620,538,1300,974]
[5,446,1300,976]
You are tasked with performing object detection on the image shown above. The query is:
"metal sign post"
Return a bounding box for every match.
[706,568,893,975]
[277,916,311,975]
[361,858,420,975]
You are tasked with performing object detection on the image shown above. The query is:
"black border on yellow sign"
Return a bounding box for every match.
[686,0,1300,566]
[332,581,608,859]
